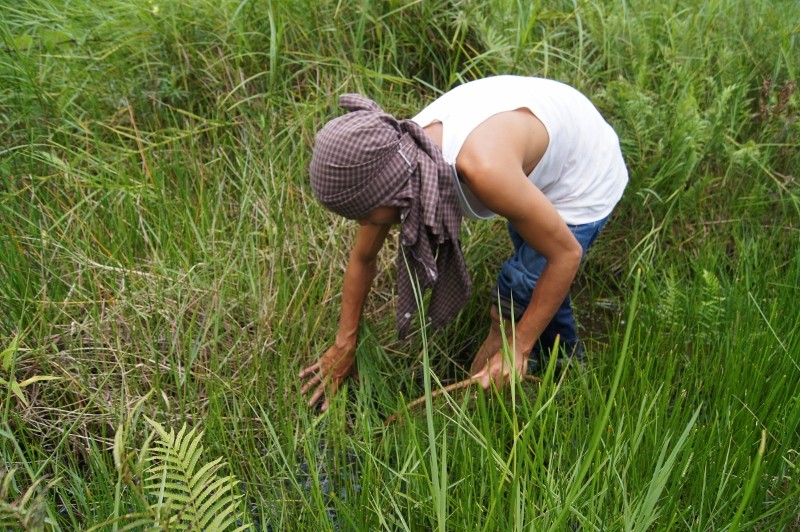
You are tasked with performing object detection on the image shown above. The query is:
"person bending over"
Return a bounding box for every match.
[300,75,628,411]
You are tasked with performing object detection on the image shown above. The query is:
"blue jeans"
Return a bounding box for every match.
[495,215,609,356]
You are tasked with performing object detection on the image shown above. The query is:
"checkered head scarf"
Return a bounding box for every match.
[310,93,471,338]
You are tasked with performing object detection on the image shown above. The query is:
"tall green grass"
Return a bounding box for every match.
[1,0,798,529]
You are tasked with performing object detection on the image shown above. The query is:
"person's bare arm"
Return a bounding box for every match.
[300,220,391,411]
[458,110,583,388]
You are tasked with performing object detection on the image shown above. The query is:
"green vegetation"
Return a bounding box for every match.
[1,0,798,529]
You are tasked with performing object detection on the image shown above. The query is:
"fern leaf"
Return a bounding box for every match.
[145,416,173,442]
[206,495,245,531]
[660,268,684,330]
[184,428,206,478]
[175,425,200,471]
[144,467,190,482]
[173,424,190,457]
[698,268,725,340]
[189,457,225,499]
[195,475,240,521]
[140,418,250,530]
[144,485,194,504]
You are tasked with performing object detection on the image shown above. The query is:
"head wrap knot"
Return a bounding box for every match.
[310,93,471,337]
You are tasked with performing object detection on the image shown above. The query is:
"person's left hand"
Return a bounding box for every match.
[472,345,528,390]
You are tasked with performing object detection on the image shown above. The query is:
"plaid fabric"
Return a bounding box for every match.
[310,94,471,338]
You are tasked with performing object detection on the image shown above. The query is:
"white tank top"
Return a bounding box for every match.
[411,76,628,225]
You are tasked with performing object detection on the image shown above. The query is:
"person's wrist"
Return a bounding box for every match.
[334,330,357,352]
[512,338,533,362]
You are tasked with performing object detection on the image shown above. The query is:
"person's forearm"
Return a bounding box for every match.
[334,255,378,349]
[513,257,580,355]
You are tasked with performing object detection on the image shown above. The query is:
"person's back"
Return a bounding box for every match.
[412,76,627,224]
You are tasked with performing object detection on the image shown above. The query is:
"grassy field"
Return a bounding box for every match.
[1,0,799,529]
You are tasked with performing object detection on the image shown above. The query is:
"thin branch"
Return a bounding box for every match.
[384,374,541,426]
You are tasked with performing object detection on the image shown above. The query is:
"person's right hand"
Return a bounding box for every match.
[299,343,356,412]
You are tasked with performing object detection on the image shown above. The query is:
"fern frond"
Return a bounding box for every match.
[657,268,685,331]
[698,268,726,340]
[142,416,250,530]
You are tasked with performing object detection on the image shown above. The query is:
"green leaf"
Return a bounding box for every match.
[40,28,71,50]
[206,495,243,531]
[188,457,224,497]
[1,337,19,373]
[144,473,191,489]
[9,381,27,406]
[144,416,171,441]
[11,35,33,50]
[17,375,61,388]
[195,475,237,521]
[136,420,249,528]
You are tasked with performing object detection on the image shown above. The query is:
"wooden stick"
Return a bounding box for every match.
[383,374,542,426]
